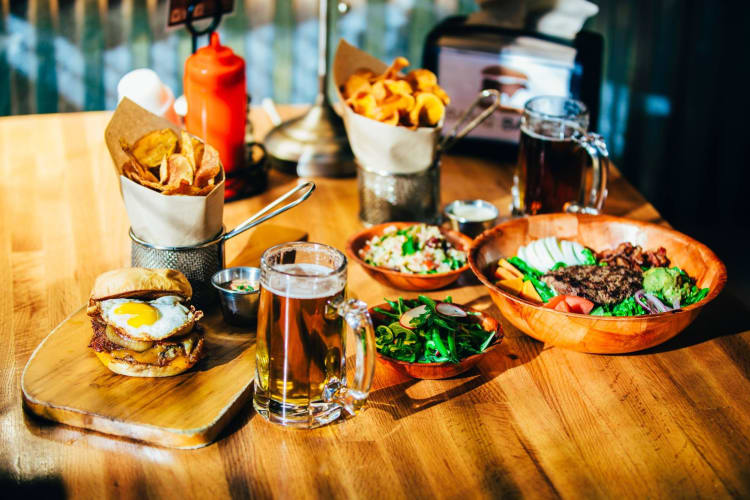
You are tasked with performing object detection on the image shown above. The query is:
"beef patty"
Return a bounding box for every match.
[542,265,643,305]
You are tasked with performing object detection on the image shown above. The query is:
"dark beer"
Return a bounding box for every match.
[254,263,346,419]
[515,124,586,214]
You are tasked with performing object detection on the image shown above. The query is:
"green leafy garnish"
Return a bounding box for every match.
[374,296,496,364]
[580,248,597,265]
[402,235,417,255]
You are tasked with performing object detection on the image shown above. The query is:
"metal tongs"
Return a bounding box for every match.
[437,89,502,154]
[222,181,316,241]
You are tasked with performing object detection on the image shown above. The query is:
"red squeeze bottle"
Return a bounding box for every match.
[184,32,246,192]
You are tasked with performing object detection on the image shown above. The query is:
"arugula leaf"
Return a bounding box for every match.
[374,296,496,364]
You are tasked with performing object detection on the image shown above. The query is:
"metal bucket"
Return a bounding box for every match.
[130,181,315,308]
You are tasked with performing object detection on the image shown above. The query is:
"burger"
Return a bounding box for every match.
[87,268,205,377]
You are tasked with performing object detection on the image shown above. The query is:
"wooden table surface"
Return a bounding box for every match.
[1,108,748,499]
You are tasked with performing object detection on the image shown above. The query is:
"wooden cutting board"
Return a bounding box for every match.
[21,306,255,449]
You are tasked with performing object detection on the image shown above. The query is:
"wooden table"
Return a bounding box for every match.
[1,108,748,498]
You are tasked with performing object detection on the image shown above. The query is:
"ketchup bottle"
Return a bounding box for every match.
[184,32,246,194]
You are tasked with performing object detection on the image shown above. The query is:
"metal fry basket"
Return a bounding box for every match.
[130,182,315,308]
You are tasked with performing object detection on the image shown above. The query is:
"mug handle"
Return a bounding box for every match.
[565,132,610,215]
[324,298,376,416]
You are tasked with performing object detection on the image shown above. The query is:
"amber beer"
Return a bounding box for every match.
[254,263,346,411]
[516,125,586,214]
[253,242,376,429]
[512,96,610,215]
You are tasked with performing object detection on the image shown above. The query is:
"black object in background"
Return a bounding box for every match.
[422,16,603,161]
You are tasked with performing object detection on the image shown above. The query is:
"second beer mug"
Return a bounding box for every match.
[253,242,376,428]
[512,95,610,215]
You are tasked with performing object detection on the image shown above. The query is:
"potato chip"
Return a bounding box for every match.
[131,129,178,168]
[370,80,387,102]
[383,56,409,79]
[159,155,168,184]
[342,56,449,128]
[384,79,413,97]
[343,73,372,99]
[406,69,437,91]
[120,128,221,196]
[375,94,414,121]
[180,130,196,171]
[120,139,160,183]
[410,92,445,127]
[162,180,196,196]
[348,93,377,119]
[194,144,221,188]
[166,154,194,187]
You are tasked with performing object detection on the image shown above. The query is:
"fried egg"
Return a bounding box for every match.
[100,295,194,341]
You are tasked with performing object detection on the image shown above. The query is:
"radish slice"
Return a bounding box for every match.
[560,240,578,265]
[544,237,566,263]
[436,303,468,317]
[572,242,587,264]
[399,305,428,329]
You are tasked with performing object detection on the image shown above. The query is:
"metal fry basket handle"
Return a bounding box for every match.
[223,181,316,241]
[438,89,502,154]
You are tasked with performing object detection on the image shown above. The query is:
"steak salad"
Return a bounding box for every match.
[493,237,710,316]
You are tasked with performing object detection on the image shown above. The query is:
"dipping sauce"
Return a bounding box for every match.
[222,279,256,292]
[449,203,497,222]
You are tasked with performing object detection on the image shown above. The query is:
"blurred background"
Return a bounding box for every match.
[0,0,745,302]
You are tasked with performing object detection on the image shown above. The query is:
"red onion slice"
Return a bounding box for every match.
[644,292,670,313]
[634,290,654,314]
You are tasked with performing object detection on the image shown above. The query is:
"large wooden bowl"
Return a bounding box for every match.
[347,222,473,291]
[369,303,503,379]
[468,214,727,354]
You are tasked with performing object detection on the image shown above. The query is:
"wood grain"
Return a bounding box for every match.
[1,108,749,498]
[21,307,255,449]
[469,214,727,353]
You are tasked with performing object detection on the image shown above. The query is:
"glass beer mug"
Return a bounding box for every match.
[253,242,376,428]
[512,95,610,215]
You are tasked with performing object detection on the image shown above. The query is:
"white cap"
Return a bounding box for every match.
[117,68,176,120]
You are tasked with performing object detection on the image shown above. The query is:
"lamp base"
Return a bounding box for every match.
[264,100,355,177]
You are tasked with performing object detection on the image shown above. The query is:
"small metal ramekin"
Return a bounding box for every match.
[211,267,261,327]
[444,200,499,238]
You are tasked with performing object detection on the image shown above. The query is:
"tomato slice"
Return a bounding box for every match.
[563,296,595,314]
[544,295,595,314]
[554,300,571,312]
[544,295,567,309]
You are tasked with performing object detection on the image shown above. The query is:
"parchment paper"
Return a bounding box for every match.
[333,39,442,175]
[104,98,225,247]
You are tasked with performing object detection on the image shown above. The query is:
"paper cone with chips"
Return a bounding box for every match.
[105,98,225,247]
[333,40,447,175]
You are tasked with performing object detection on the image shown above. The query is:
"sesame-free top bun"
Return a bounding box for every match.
[89,268,192,303]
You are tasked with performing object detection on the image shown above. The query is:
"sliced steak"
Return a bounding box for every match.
[542,265,643,305]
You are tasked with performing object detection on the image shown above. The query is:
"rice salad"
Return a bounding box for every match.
[360,224,467,274]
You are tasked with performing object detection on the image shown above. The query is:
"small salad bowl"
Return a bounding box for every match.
[368,302,504,379]
[468,213,727,353]
[346,222,473,291]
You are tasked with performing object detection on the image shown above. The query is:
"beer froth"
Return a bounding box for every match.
[262,263,345,299]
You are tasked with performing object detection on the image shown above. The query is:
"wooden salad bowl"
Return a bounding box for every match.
[369,303,503,379]
[346,222,473,291]
[468,213,727,354]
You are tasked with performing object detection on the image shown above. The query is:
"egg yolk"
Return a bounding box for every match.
[114,302,160,327]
